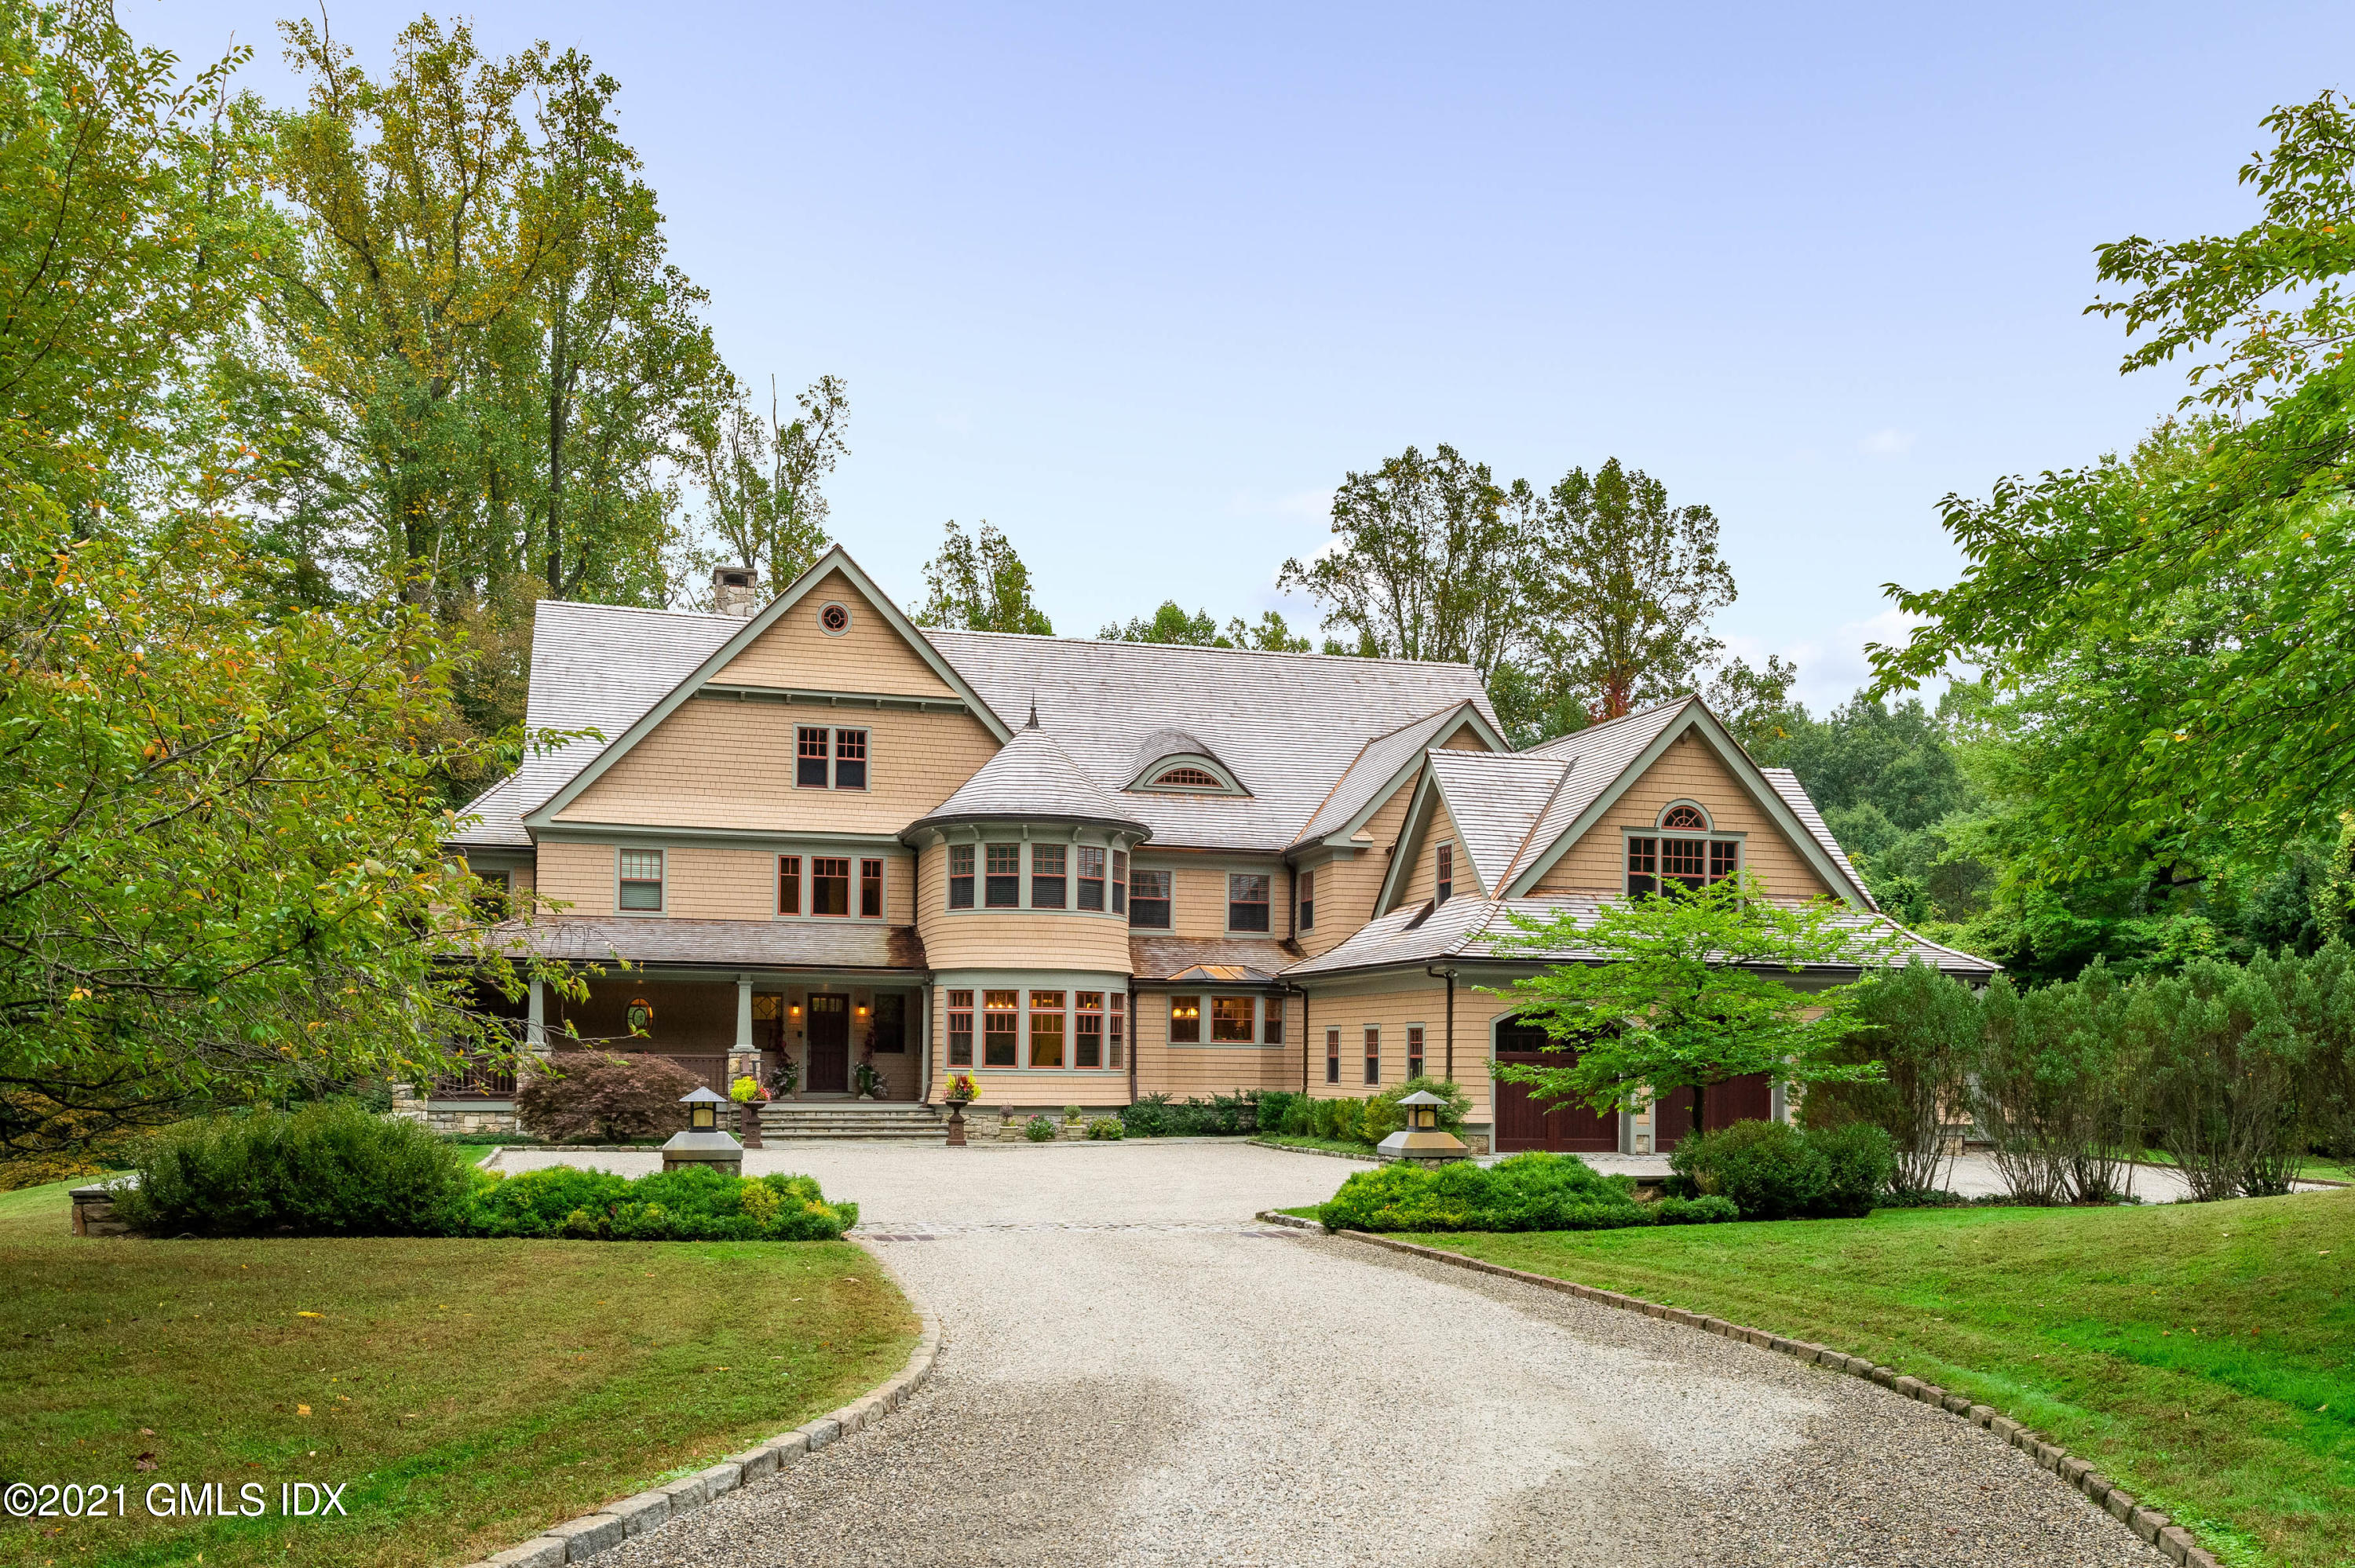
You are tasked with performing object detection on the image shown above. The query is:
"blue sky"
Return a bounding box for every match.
[140,1,2355,711]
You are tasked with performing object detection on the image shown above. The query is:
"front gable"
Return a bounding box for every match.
[1509,704,1868,906]
[523,547,1013,833]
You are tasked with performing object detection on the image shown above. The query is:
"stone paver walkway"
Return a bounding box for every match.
[496,1142,2167,1568]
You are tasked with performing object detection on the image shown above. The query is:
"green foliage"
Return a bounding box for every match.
[1117,1091,1262,1137]
[1318,1152,1739,1234]
[1097,601,1311,651]
[1023,1114,1057,1142]
[463,1163,855,1240]
[1803,961,1984,1191]
[1254,1089,1302,1135]
[688,374,845,591]
[514,1054,699,1144]
[117,1102,474,1237]
[914,519,1053,633]
[1084,1118,1124,1140]
[1489,870,1892,1129]
[1358,1077,1473,1144]
[1667,1120,1893,1220]
[1310,1096,1365,1143]
[1653,1194,1741,1224]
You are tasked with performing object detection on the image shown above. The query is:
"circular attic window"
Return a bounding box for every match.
[818,601,852,636]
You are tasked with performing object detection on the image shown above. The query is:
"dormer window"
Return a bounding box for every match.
[1153,766,1221,789]
[1628,801,1739,896]
[1125,732,1249,796]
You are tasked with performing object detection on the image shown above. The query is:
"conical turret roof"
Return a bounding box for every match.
[907,713,1152,838]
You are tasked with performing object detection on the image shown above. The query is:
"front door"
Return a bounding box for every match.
[1492,1019,1618,1153]
[806,994,849,1093]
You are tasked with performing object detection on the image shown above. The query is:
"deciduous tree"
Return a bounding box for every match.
[915,520,1053,633]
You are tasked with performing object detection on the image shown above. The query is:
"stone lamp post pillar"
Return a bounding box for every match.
[662,1085,744,1176]
[1376,1089,1468,1167]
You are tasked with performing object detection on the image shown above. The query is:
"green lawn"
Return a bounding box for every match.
[0,1178,915,1568]
[1403,1191,2354,1568]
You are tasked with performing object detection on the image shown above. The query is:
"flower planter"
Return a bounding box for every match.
[945,1102,969,1147]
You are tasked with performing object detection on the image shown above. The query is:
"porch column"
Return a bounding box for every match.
[918,983,933,1104]
[525,979,548,1057]
[729,975,758,1085]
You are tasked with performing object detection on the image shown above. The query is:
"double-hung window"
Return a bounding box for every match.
[1626,837,1658,898]
[1263,1001,1283,1045]
[619,849,663,911]
[1364,1026,1381,1085]
[860,857,884,918]
[984,844,1020,907]
[1435,843,1454,904]
[1407,1025,1426,1079]
[1298,870,1315,931]
[983,990,1019,1067]
[797,727,831,789]
[1076,846,1106,910]
[1210,996,1255,1043]
[1031,844,1067,908]
[947,990,974,1066]
[1326,1027,1341,1084]
[1710,841,1739,881]
[1227,873,1269,932]
[1130,868,1171,928]
[811,856,852,916]
[778,855,801,914]
[1108,997,1125,1067]
[1028,990,1065,1068]
[1075,992,1104,1067]
[947,845,975,908]
[833,728,868,789]
[1112,851,1128,915]
[1169,995,1201,1044]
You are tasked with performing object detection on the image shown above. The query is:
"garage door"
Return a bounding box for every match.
[1649,1073,1773,1152]
[1492,1019,1618,1153]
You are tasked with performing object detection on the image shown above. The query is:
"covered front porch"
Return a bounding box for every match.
[517,915,935,1104]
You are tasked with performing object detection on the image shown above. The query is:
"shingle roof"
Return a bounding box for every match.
[907,718,1152,836]
[1130,935,1299,984]
[1424,749,1572,895]
[1499,699,1694,884]
[506,915,926,971]
[1763,768,1876,912]
[1280,895,1997,981]
[922,631,1495,853]
[1289,702,1481,849]
[451,603,740,848]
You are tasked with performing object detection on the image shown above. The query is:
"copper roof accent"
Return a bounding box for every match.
[504,916,926,972]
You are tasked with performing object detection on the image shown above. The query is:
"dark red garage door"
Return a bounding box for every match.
[1492,1019,1618,1153]
[1649,1073,1773,1152]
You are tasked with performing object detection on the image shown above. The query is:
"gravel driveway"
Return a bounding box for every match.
[498,1142,2166,1568]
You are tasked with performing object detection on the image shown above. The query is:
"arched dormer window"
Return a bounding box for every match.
[1628,801,1737,896]
[1152,766,1221,789]
[1125,731,1251,796]
[1658,801,1711,831]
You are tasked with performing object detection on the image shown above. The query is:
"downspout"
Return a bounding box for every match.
[1301,987,1312,1093]
[1426,965,1457,1080]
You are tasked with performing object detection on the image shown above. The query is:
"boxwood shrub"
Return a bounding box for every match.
[1667,1119,1895,1219]
[1318,1153,1737,1234]
[462,1163,856,1240]
[118,1100,475,1238]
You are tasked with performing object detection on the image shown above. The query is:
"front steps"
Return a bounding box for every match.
[758,1100,947,1143]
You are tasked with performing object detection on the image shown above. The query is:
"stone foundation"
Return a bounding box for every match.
[389,1083,521,1136]
[959,1107,1126,1141]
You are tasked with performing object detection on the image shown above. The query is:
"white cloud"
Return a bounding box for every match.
[1859,428,1916,458]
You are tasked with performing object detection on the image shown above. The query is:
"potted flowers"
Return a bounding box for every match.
[730,1074,771,1149]
[944,1071,978,1147]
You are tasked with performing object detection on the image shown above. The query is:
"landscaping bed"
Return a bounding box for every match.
[1407,1189,2355,1568]
[0,1179,916,1568]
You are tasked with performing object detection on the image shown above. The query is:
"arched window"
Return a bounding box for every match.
[1153,767,1221,788]
[1659,803,1708,830]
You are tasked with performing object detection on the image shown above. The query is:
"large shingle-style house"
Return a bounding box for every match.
[447,546,1992,1151]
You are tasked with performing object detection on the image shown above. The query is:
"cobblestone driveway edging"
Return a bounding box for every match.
[459,1253,942,1568]
[1257,1211,2218,1568]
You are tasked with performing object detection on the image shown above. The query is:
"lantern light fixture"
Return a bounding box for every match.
[1376,1089,1468,1167]
[681,1085,727,1132]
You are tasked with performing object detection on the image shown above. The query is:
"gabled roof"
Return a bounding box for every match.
[907,717,1151,837]
[1762,768,1873,908]
[1287,699,1502,852]
[1280,895,1996,982]
[1422,749,1575,895]
[922,633,1495,854]
[518,547,1014,833]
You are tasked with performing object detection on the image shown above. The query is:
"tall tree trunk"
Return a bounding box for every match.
[544,290,569,595]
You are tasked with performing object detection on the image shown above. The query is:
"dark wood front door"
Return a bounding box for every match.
[1651,1072,1773,1151]
[1492,1019,1618,1153]
[806,994,849,1093]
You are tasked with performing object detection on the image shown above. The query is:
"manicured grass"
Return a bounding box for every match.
[0,1178,915,1568]
[1411,1191,2355,1568]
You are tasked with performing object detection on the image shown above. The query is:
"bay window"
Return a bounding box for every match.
[947,990,974,1066]
[1075,992,1104,1067]
[1264,1001,1283,1045]
[984,844,1020,906]
[983,990,1019,1067]
[1108,999,1125,1067]
[1210,996,1255,1043]
[1031,844,1067,908]
[1169,995,1201,1044]
[948,845,974,908]
[1077,846,1106,910]
[1112,850,1128,915]
[1028,990,1065,1068]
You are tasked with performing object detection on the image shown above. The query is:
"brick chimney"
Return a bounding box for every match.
[712,564,760,618]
